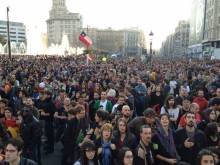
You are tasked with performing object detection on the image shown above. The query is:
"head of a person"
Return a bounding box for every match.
[117,118,129,134]
[118,147,133,165]
[74,104,85,119]
[197,89,205,97]
[185,111,196,128]
[165,95,176,108]
[95,110,108,123]
[24,97,34,107]
[100,91,107,100]
[205,122,218,137]
[216,88,220,97]
[4,107,13,119]
[21,106,33,119]
[196,149,215,165]
[143,108,156,125]
[64,97,71,107]
[4,138,23,164]
[207,110,217,122]
[93,92,100,100]
[179,87,188,97]
[140,125,152,145]
[210,98,220,111]
[182,97,191,111]
[159,113,170,128]
[118,96,125,105]
[80,140,97,163]
[101,123,113,141]
[155,85,161,93]
[190,103,200,113]
[121,105,131,118]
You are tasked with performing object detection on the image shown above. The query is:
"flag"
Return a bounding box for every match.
[79,31,92,47]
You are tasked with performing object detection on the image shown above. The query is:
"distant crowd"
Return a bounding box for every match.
[0,55,220,165]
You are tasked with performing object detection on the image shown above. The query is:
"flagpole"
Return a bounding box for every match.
[86,25,89,65]
[6,7,11,61]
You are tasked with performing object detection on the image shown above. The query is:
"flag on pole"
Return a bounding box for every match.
[79,31,92,47]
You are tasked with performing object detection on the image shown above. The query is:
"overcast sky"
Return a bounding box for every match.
[0,0,193,50]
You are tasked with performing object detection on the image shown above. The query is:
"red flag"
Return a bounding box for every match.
[79,31,92,47]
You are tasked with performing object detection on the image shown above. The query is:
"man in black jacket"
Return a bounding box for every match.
[174,111,207,164]
[20,107,42,165]
[0,138,37,165]
[39,91,55,154]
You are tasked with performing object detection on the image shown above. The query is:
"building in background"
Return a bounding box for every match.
[188,0,205,58]
[202,0,220,58]
[47,0,82,47]
[0,20,26,53]
[160,20,189,58]
[83,27,146,56]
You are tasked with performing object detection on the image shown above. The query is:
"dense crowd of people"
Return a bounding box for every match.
[0,54,220,165]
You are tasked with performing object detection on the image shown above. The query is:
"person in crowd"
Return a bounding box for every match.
[112,118,137,153]
[204,122,220,147]
[196,149,215,165]
[202,98,220,122]
[198,109,218,131]
[94,91,113,113]
[117,105,133,124]
[39,91,55,154]
[149,85,165,112]
[118,147,134,165]
[179,103,202,129]
[161,95,180,129]
[134,125,154,165]
[128,108,157,138]
[89,92,100,122]
[0,138,37,165]
[74,140,100,165]
[152,113,179,165]
[61,105,87,165]
[54,97,69,142]
[19,107,42,164]
[87,109,109,141]
[175,87,188,107]
[2,107,19,138]
[96,123,116,165]
[175,111,207,164]
[193,89,208,114]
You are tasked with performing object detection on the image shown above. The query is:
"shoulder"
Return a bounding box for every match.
[20,158,38,165]
[73,161,81,165]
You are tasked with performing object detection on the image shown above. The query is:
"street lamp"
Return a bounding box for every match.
[6,7,11,60]
[149,31,154,65]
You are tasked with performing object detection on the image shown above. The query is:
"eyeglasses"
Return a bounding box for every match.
[5,149,17,153]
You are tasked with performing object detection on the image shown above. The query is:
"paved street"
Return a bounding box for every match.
[41,143,62,165]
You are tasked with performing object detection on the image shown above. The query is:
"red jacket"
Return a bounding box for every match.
[193,97,208,113]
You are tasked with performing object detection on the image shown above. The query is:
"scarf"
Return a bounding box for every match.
[156,126,177,158]
[101,141,112,165]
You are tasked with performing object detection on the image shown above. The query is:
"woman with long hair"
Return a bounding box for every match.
[152,113,179,165]
[112,118,137,152]
[74,140,100,165]
[160,95,180,129]
[118,147,134,165]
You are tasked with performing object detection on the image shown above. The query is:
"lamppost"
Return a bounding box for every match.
[6,7,11,60]
[149,31,154,65]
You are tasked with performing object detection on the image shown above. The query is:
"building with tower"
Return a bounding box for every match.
[46,0,82,47]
